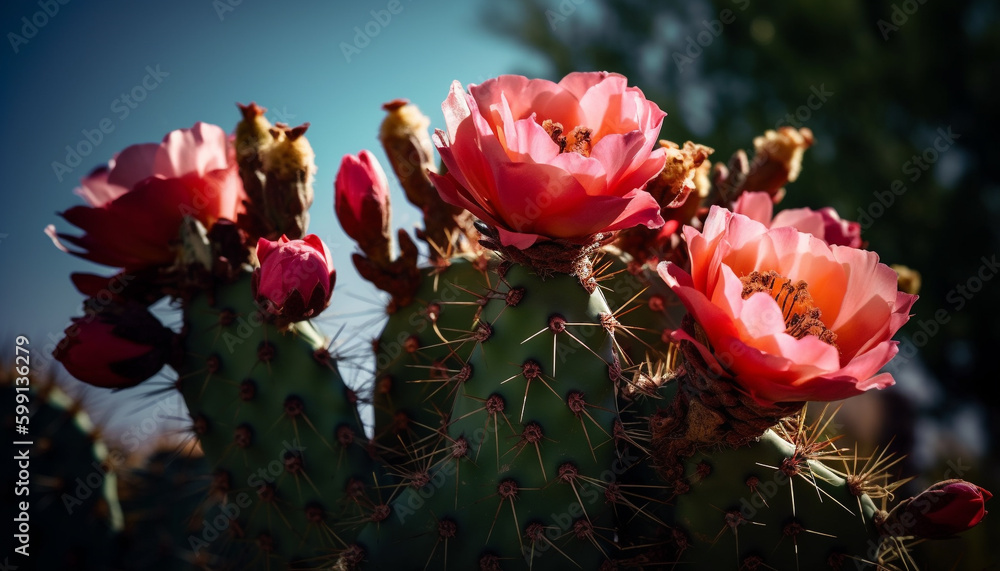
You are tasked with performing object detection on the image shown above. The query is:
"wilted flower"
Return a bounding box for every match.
[260,122,315,239]
[46,122,244,271]
[53,301,175,389]
[429,72,667,249]
[252,234,335,322]
[335,150,392,265]
[882,479,992,539]
[743,127,814,201]
[659,206,917,404]
[731,191,863,248]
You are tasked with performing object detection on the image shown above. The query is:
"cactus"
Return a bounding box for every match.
[116,445,217,570]
[370,256,487,464]
[45,73,991,571]
[1,368,122,570]
[668,426,879,570]
[356,262,626,569]
[173,271,377,568]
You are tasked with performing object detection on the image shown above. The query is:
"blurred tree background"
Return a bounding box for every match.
[483,0,1000,568]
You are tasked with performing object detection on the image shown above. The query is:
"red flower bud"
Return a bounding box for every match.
[882,479,992,539]
[53,300,174,389]
[252,234,336,322]
[335,150,392,266]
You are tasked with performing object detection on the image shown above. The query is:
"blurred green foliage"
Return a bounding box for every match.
[482,1,1000,568]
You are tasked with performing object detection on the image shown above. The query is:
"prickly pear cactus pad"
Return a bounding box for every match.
[670,427,879,570]
[371,257,487,463]
[355,261,625,569]
[175,271,376,568]
[43,71,991,571]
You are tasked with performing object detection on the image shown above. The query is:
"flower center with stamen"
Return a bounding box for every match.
[542,119,593,156]
[740,270,837,346]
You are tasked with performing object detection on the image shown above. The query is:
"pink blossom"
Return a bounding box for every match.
[46,122,245,270]
[732,191,863,248]
[659,206,916,404]
[429,72,667,248]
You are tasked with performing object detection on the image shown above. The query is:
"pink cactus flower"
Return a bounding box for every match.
[659,205,917,405]
[429,72,667,249]
[334,150,392,255]
[46,122,245,270]
[252,234,336,322]
[53,302,174,389]
[732,191,863,248]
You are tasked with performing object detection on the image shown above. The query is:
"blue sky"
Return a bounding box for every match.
[0,0,544,437]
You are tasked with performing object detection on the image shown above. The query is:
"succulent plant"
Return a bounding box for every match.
[43,72,990,570]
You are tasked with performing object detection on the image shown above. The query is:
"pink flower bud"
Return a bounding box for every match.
[53,301,174,389]
[335,150,392,265]
[883,479,992,539]
[252,234,336,322]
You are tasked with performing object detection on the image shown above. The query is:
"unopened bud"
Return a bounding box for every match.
[335,150,393,267]
[235,102,274,171]
[234,102,275,241]
[379,99,437,209]
[252,234,335,322]
[54,300,175,388]
[881,479,991,539]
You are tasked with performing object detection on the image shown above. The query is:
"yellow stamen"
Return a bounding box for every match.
[740,270,837,346]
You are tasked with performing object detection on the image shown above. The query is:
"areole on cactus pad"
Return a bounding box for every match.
[42,71,990,570]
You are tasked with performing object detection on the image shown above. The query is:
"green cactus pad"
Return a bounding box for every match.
[670,428,881,570]
[354,262,628,569]
[174,272,376,569]
[371,257,488,463]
